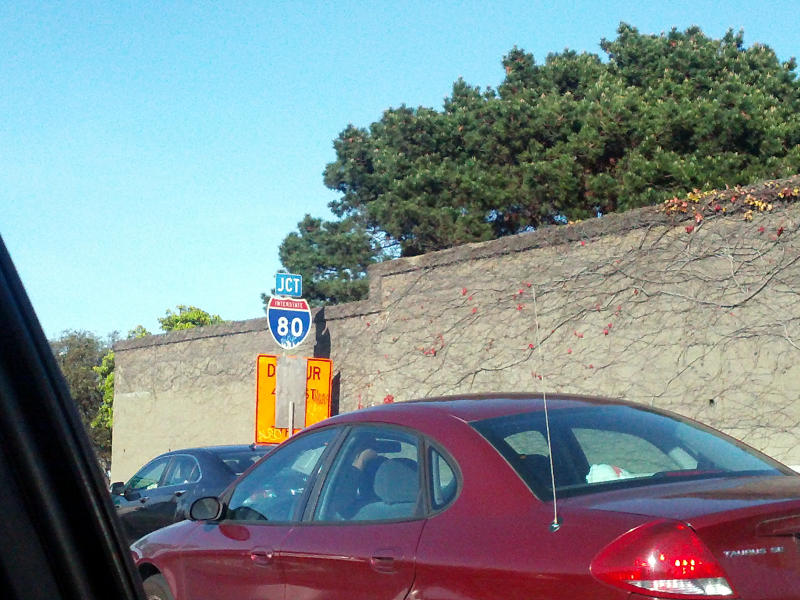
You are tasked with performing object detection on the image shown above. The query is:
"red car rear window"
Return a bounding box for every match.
[472,404,785,499]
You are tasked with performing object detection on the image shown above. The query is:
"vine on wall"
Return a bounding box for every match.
[328,176,800,463]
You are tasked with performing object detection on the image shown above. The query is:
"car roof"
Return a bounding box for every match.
[159,444,272,457]
[321,392,638,426]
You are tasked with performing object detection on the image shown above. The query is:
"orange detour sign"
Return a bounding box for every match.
[304,358,332,427]
[255,355,332,444]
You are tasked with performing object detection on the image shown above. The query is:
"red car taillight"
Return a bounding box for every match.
[590,520,736,599]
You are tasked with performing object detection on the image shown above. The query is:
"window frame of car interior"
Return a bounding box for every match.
[0,234,144,600]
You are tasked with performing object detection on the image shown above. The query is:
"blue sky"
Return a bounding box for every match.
[2,0,798,340]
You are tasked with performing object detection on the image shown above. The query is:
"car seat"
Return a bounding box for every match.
[352,458,419,520]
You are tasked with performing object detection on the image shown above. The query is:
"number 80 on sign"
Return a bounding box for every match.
[266,297,312,350]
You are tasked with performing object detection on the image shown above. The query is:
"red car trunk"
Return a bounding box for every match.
[568,475,800,599]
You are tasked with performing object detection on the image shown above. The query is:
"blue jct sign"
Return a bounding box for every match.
[275,272,303,298]
[266,297,311,349]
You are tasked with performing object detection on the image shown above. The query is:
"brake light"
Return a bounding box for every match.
[590,520,735,598]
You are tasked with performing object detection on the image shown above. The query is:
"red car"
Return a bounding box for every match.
[133,394,800,599]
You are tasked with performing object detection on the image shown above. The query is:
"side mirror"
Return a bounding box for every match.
[190,497,223,521]
[110,482,126,496]
[123,488,140,501]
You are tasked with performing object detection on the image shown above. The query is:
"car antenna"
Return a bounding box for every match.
[531,283,561,533]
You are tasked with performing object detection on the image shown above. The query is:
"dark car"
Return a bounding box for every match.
[132,394,800,599]
[112,444,272,543]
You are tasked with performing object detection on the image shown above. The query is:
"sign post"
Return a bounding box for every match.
[258,272,330,443]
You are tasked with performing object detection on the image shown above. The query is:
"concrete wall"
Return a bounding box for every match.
[112,200,800,482]
[113,321,275,481]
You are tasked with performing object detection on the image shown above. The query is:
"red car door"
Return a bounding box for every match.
[180,521,293,600]
[279,425,426,600]
[182,428,339,600]
[280,520,425,600]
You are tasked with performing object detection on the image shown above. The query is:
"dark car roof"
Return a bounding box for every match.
[320,393,632,427]
[158,444,272,458]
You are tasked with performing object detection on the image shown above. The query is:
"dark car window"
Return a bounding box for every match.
[226,428,337,523]
[127,457,170,491]
[215,448,269,476]
[505,430,549,455]
[163,455,201,487]
[473,405,787,499]
[313,426,421,522]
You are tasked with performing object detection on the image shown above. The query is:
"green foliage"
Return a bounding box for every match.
[127,325,151,338]
[158,305,224,332]
[50,330,111,460]
[277,23,800,305]
[266,214,382,308]
[92,350,114,430]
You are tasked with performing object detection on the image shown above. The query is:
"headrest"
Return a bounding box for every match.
[373,458,418,505]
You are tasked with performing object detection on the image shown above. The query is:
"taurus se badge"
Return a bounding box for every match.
[723,546,785,558]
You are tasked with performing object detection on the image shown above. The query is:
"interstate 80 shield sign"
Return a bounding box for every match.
[266,296,312,349]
